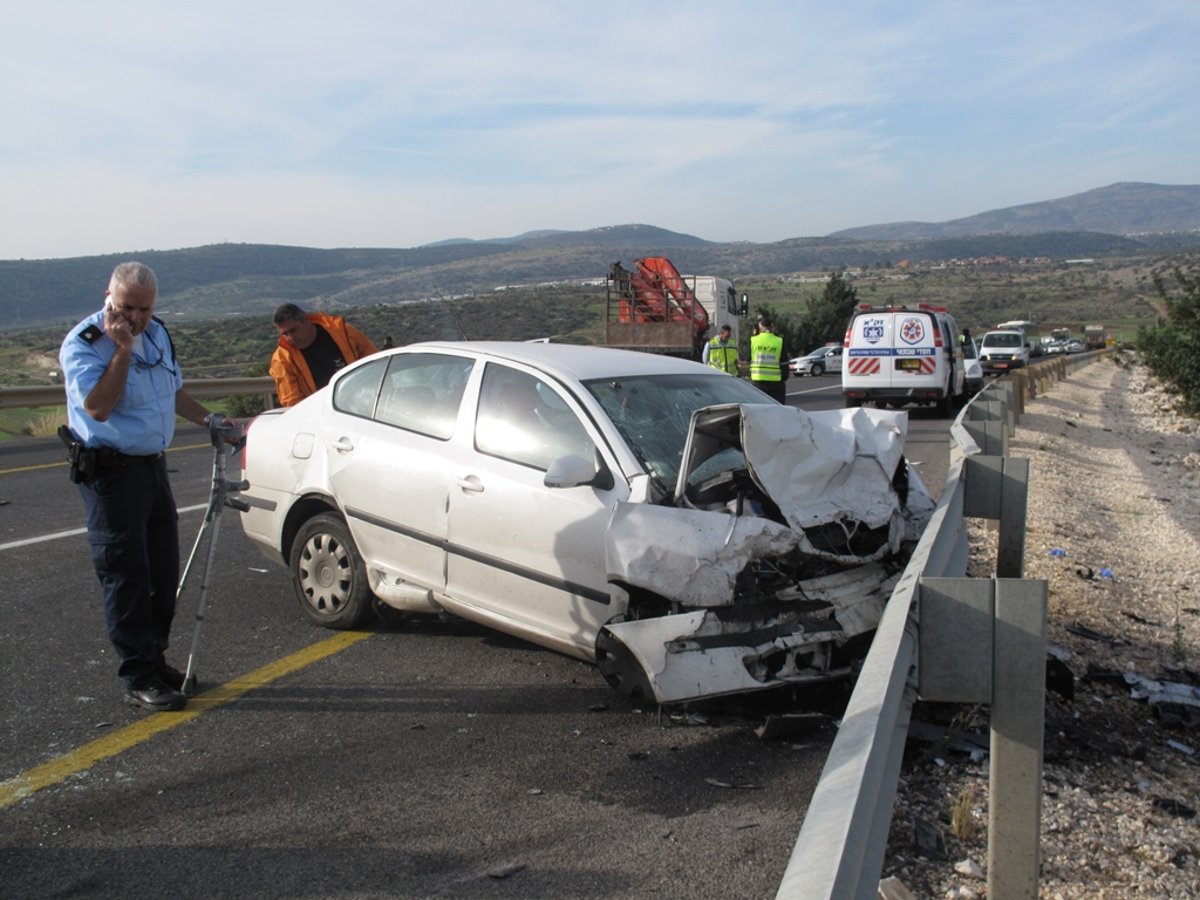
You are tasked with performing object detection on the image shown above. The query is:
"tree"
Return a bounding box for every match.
[794,271,859,353]
[1140,269,1200,414]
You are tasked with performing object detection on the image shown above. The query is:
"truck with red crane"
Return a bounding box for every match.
[605,256,747,358]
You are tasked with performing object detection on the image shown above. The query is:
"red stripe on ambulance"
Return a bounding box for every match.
[848,357,880,375]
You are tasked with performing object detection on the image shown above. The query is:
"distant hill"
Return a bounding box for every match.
[2,186,1199,330]
[829,182,1200,240]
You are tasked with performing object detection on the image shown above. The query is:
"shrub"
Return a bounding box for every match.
[1140,269,1200,415]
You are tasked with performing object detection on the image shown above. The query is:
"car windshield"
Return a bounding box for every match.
[584,372,769,492]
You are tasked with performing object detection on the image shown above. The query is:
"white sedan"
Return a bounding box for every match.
[238,342,932,704]
[790,345,843,376]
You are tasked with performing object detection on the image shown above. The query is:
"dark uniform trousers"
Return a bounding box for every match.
[78,454,179,688]
[753,380,787,404]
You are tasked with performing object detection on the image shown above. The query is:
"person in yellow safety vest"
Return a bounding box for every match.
[702,324,739,375]
[749,317,787,403]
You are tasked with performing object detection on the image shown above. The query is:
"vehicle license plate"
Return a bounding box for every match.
[897,358,922,371]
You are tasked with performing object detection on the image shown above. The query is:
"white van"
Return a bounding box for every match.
[979,330,1029,373]
[841,304,966,415]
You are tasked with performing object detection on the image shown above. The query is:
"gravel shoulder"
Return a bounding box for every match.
[885,356,1200,898]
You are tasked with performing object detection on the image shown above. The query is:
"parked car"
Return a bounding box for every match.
[238,342,934,705]
[790,344,843,376]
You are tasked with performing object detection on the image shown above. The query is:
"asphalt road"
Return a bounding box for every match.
[0,377,952,899]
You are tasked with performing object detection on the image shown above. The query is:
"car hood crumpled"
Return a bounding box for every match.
[606,403,934,603]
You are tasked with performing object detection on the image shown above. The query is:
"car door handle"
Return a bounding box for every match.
[457,475,484,493]
[333,437,355,453]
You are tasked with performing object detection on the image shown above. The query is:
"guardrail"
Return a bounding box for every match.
[0,377,276,411]
[774,353,1113,898]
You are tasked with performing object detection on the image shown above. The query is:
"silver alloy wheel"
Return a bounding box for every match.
[297,530,352,616]
[289,512,373,628]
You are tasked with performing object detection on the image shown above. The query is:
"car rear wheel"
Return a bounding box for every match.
[810,362,825,376]
[290,512,373,629]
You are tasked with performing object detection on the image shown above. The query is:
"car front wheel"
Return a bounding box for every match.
[290,512,373,629]
[811,362,825,376]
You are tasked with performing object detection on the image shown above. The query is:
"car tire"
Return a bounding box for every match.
[811,362,825,377]
[290,512,374,629]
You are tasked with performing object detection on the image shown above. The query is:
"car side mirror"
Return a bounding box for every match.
[739,293,749,317]
[544,453,614,491]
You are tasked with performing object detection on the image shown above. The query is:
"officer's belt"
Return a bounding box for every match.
[95,448,163,467]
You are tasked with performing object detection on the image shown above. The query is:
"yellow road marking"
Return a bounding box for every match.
[0,441,211,477]
[0,630,373,811]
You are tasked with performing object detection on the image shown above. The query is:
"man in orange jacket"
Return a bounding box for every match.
[269,303,379,407]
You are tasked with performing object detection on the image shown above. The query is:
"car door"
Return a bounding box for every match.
[325,351,475,595]
[827,346,843,373]
[443,361,629,658]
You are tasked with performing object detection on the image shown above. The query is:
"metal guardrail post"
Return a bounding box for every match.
[989,578,1048,898]
[965,401,1008,457]
[918,577,1047,898]
[964,456,1028,578]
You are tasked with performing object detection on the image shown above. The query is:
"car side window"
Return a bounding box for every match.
[331,358,388,418]
[374,352,474,440]
[475,363,593,471]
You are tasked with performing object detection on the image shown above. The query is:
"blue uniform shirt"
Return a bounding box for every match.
[59,310,184,455]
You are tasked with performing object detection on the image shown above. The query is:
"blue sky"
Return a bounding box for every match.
[3,1,1198,260]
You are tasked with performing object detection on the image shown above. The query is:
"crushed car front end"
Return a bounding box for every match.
[597,403,933,704]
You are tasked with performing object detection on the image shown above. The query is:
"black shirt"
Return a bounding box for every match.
[301,325,347,390]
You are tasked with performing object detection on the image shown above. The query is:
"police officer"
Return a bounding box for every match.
[60,262,232,712]
[749,317,787,403]
[702,324,739,375]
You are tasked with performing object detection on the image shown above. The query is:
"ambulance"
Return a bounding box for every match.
[841,304,967,416]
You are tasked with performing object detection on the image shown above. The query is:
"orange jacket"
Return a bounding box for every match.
[269,313,378,407]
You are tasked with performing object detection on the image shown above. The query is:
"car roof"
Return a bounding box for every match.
[396,340,717,381]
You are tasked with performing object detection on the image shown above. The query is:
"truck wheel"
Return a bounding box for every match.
[811,362,825,376]
[290,512,373,629]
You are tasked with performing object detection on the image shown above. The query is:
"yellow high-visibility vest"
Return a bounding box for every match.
[706,337,738,375]
[749,332,783,382]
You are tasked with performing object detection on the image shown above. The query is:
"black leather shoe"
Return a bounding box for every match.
[159,665,190,692]
[124,681,187,712]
